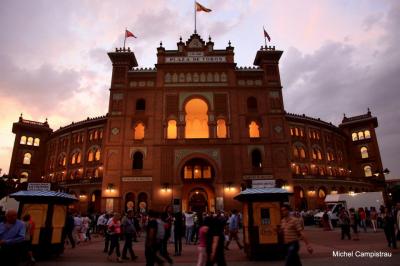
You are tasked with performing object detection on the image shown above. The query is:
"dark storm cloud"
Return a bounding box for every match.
[0,54,80,112]
[281,2,400,178]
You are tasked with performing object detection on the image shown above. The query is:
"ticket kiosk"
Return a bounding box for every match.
[10,190,78,258]
[234,188,292,260]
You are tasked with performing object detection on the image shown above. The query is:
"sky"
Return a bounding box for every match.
[0,0,399,179]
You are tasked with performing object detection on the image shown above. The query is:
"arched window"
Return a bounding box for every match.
[20,136,27,144]
[216,119,227,138]
[299,147,306,159]
[94,130,98,139]
[317,150,322,160]
[77,152,81,164]
[23,153,32,165]
[88,150,94,162]
[20,172,29,182]
[290,128,294,136]
[136,99,146,111]
[364,130,371,139]
[185,98,209,138]
[94,169,99,178]
[352,133,358,141]
[89,131,93,141]
[361,147,368,159]
[312,149,317,160]
[134,122,145,140]
[132,151,144,169]
[247,97,258,112]
[71,153,77,164]
[251,149,262,168]
[99,130,103,139]
[364,165,372,177]
[95,149,101,161]
[182,158,214,180]
[358,131,364,140]
[292,146,299,158]
[318,188,326,198]
[27,137,33,145]
[319,167,325,176]
[167,120,177,139]
[295,128,299,136]
[249,121,260,138]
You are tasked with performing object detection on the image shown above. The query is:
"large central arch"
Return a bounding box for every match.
[184,98,209,138]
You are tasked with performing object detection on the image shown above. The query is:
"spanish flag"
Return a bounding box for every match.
[195,2,212,12]
[125,29,137,38]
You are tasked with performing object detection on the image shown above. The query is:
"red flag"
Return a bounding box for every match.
[195,2,212,12]
[125,30,137,38]
[263,28,271,42]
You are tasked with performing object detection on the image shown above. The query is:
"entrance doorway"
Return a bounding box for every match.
[189,188,208,213]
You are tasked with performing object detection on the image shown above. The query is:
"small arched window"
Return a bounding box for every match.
[361,147,368,159]
[23,153,32,165]
[94,130,98,139]
[358,131,364,140]
[312,149,317,160]
[136,99,146,111]
[95,149,101,161]
[295,128,299,136]
[317,150,322,160]
[134,123,145,140]
[20,136,27,144]
[133,151,144,169]
[352,133,358,141]
[88,150,94,162]
[249,121,260,138]
[290,128,294,136]
[251,149,262,168]
[27,137,33,145]
[299,147,306,159]
[318,188,326,198]
[364,130,371,139]
[292,146,299,158]
[364,165,372,177]
[71,153,77,164]
[247,97,258,112]
[216,119,227,138]
[167,120,177,139]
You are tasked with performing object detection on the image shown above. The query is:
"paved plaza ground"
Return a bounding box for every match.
[38,226,400,266]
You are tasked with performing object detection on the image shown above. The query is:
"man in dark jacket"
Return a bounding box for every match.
[64,211,75,248]
[121,210,138,260]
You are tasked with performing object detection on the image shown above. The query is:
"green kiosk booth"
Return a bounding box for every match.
[234,187,292,260]
[10,189,78,258]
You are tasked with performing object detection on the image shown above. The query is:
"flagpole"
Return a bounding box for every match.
[263,27,267,48]
[194,1,197,33]
[124,27,127,50]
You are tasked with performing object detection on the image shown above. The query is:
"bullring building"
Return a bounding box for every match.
[8,33,386,213]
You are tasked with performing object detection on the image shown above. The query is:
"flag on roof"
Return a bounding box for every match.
[263,27,271,42]
[125,29,137,38]
[196,2,212,12]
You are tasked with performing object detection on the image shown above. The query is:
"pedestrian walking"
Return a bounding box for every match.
[338,207,351,240]
[184,211,195,244]
[382,207,397,248]
[145,210,164,266]
[349,208,359,240]
[224,209,243,250]
[121,210,138,261]
[73,213,83,244]
[107,212,122,262]
[370,207,378,232]
[174,211,184,256]
[280,204,313,266]
[359,208,367,232]
[206,214,227,266]
[64,211,75,248]
[22,214,36,265]
[197,216,211,266]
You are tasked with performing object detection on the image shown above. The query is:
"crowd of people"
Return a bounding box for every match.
[1,202,400,266]
[95,206,243,266]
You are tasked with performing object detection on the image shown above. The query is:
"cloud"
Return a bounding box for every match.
[281,1,400,178]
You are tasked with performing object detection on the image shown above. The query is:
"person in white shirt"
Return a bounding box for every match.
[184,211,195,244]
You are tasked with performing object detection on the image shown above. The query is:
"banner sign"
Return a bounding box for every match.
[165,56,226,63]
[27,183,51,191]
